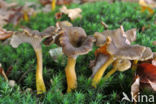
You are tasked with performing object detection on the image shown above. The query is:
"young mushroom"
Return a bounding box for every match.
[55,23,94,92]
[10,27,55,94]
[92,26,152,87]
[103,59,131,81]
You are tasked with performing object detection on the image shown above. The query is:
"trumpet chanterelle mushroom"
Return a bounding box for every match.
[54,22,94,92]
[92,26,153,87]
[10,27,55,94]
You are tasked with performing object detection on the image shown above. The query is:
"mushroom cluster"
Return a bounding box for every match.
[0,20,153,95]
[92,26,153,87]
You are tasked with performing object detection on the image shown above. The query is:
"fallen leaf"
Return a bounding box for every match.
[60,6,82,20]
[141,6,154,15]
[57,0,73,5]
[140,0,156,8]
[131,76,140,102]
[139,0,156,15]
[136,63,156,92]
[152,41,156,45]
[0,28,13,40]
[148,80,156,91]
[55,12,63,19]
[6,66,13,76]
[39,0,51,6]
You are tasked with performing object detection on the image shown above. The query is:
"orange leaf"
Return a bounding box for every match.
[94,44,109,56]
[137,63,156,83]
[141,6,154,15]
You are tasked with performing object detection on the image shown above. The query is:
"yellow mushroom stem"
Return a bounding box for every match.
[131,60,138,71]
[51,0,56,11]
[65,57,77,92]
[103,67,117,81]
[23,11,29,22]
[35,49,46,95]
[1,69,8,81]
[92,56,114,88]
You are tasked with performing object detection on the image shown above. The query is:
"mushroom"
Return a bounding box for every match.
[10,27,55,94]
[92,26,153,87]
[125,28,136,43]
[103,59,131,81]
[56,24,94,92]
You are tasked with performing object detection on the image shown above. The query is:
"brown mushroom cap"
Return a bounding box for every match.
[56,21,73,28]
[125,28,136,43]
[140,47,153,61]
[94,27,150,60]
[59,26,95,58]
[10,27,54,49]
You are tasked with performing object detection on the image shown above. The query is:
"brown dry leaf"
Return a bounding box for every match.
[39,0,51,6]
[131,76,140,102]
[0,27,13,40]
[136,63,156,91]
[57,0,73,5]
[139,0,156,8]
[0,0,17,9]
[60,6,82,20]
[139,0,156,15]
[152,41,156,45]
[148,80,156,91]
[55,12,63,19]
[40,0,73,6]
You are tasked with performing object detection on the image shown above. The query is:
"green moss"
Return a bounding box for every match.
[1,1,156,104]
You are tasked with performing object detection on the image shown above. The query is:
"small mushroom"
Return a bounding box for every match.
[56,25,94,92]
[8,80,16,88]
[103,59,131,81]
[92,26,152,87]
[10,27,54,94]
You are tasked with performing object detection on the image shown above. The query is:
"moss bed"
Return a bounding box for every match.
[0,1,156,104]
